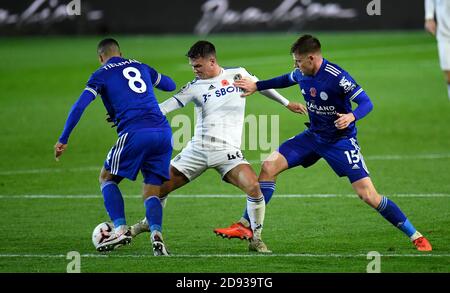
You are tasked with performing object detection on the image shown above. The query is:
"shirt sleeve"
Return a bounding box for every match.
[172,82,196,107]
[159,97,184,115]
[145,64,176,92]
[58,89,96,144]
[352,91,373,121]
[256,73,297,91]
[242,68,290,106]
[425,0,435,20]
[85,71,104,96]
[337,71,365,102]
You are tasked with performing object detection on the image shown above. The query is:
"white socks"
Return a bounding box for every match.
[115,225,128,235]
[246,195,265,239]
[410,231,423,242]
[239,217,250,228]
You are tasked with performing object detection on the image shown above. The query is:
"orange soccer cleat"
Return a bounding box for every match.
[413,236,432,251]
[214,222,253,240]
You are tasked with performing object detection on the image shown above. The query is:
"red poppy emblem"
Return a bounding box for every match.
[310,87,317,97]
[221,80,229,86]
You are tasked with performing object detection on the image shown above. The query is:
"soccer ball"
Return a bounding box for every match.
[92,222,114,249]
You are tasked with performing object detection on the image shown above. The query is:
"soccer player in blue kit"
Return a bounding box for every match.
[54,38,176,255]
[216,35,432,251]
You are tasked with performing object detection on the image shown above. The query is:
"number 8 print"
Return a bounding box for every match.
[123,67,147,93]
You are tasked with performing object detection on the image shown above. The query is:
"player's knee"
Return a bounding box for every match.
[98,170,109,185]
[261,160,277,177]
[99,169,121,185]
[160,184,170,197]
[246,180,261,197]
[356,186,379,207]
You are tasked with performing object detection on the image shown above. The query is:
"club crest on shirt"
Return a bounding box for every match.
[320,91,328,101]
[221,79,229,86]
[310,87,317,97]
[233,74,242,81]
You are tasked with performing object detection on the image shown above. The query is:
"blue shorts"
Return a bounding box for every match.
[278,130,370,183]
[104,128,172,185]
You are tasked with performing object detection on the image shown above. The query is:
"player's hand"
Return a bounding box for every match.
[233,78,257,97]
[425,19,436,36]
[334,113,355,130]
[286,102,307,114]
[54,142,67,161]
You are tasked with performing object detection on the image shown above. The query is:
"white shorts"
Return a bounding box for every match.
[438,39,450,71]
[171,141,249,181]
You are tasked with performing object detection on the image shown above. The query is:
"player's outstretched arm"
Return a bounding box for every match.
[286,102,308,114]
[259,89,307,115]
[55,90,95,160]
[159,97,184,115]
[234,78,258,97]
[235,73,296,97]
[155,74,176,92]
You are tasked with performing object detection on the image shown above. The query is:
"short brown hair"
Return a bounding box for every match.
[186,40,216,59]
[290,35,321,55]
[97,38,120,56]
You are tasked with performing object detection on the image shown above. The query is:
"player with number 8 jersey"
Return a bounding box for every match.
[55,38,176,255]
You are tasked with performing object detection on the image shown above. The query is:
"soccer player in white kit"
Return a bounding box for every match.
[425,0,450,100]
[130,41,307,253]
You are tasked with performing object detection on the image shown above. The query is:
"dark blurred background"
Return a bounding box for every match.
[0,0,425,36]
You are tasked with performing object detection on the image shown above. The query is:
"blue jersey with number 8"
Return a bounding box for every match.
[86,56,170,134]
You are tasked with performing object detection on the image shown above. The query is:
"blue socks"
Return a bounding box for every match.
[243,181,276,223]
[377,196,417,237]
[144,196,163,233]
[101,181,126,228]
[101,181,164,237]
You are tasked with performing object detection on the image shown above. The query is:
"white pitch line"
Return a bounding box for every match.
[0,193,449,199]
[1,153,449,175]
[0,166,100,175]
[0,253,449,258]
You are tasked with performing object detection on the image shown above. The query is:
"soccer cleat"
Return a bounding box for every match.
[130,218,150,237]
[213,222,253,240]
[248,238,272,253]
[152,234,170,256]
[96,230,132,252]
[413,236,432,251]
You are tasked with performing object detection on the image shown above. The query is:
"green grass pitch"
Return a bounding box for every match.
[0,32,449,272]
